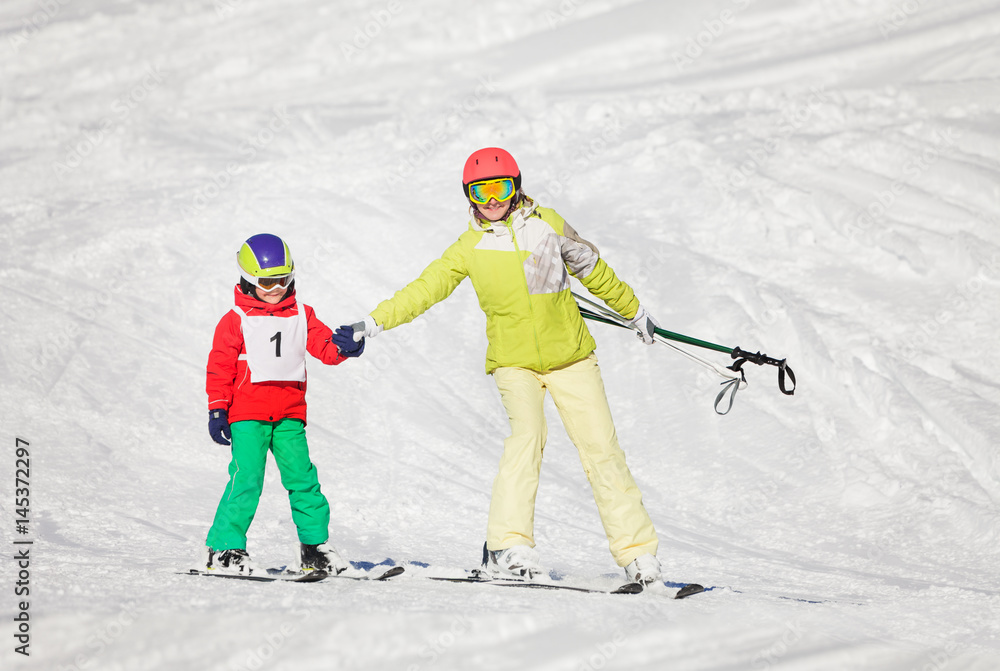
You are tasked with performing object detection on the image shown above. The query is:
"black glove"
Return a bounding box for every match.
[208,409,231,445]
[331,325,365,358]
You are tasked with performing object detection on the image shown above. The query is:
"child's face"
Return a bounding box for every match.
[255,285,288,304]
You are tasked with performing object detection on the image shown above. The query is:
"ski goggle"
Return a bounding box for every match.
[468,178,515,205]
[241,270,294,292]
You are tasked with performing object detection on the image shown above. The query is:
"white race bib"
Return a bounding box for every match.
[235,308,308,383]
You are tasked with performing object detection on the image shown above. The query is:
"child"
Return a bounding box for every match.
[204,233,363,575]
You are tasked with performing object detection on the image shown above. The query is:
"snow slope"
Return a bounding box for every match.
[2,0,999,669]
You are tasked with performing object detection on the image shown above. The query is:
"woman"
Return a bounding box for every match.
[350,147,664,585]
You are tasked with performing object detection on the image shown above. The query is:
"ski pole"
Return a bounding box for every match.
[573,293,796,414]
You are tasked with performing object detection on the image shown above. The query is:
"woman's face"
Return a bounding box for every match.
[476,198,511,222]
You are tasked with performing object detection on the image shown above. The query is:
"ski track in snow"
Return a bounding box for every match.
[2,0,999,669]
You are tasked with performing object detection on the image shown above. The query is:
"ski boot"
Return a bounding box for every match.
[300,542,348,575]
[207,547,254,575]
[624,553,662,586]
[482,542,543,580]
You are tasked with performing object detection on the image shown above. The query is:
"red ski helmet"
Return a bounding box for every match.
[462,147,521,198]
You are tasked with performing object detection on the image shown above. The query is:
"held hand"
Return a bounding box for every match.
[630,305,660,345]
[208,409,232,445]
[331,325,365,358]
[350,315,382,343]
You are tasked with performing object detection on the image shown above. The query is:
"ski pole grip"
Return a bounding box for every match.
[732,346,795,396]
[731,346,782,367]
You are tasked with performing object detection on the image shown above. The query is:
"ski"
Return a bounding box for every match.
[672,582,707,599]
[421,569,704,598]
[182,568,328,583]
[266,564,405,581]
[426,574,643,595]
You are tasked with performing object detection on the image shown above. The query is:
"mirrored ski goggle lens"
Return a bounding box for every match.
[469,178,515,205]
[256,274,292,290]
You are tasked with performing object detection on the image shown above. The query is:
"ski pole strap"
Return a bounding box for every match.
[714,371,746,415]
[730,347,797,396]
[715,350,796,415]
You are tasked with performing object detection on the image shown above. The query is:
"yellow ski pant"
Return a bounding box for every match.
[487,354,658,567]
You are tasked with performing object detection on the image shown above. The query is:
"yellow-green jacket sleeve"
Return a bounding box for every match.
[578,258,641,320]
[370,236,470,330]
[548,209,641,320]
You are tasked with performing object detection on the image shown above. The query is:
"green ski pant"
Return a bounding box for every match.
[206,418,330,550]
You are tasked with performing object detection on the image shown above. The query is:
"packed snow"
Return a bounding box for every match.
[2,0,999,669]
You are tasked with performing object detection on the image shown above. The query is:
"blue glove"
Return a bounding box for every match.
[208,409,231,445]
[331,325,365,358]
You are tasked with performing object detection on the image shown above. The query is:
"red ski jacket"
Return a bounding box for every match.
[206,286,346,424]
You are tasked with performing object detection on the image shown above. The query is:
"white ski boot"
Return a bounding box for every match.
[624,553,661,586]
[482,543,544,580]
